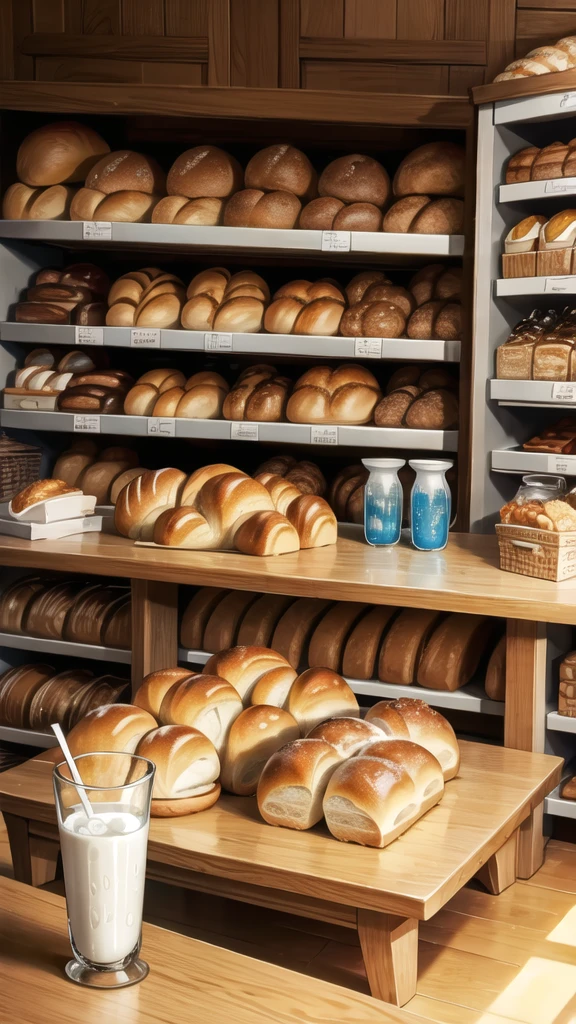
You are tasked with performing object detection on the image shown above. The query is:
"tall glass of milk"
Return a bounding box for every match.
[53,751,155,988]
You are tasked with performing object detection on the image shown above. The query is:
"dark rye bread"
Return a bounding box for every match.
[180,587,230,649]
[271,597,334,669]
[416,613,496,691]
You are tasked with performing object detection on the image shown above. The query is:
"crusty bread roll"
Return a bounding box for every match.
[203,646,292,704]
[223,367,290,421]
[416,614,494,691]
[52,448,95,487]
[234,510,301,556]
[86,150,165,195]
[255,474,303,515]
[167,146,242,199]
[319,155,390,207]
[299,197,381,231]
[180,587,229,649]
[175,371,229,420]
[307,602,370,671]
[298,197,345,230]
[405,388,459,429]
[393,142,465,198]
[485,635,506,701]
[245,144,317,200]
[359,738,444,811]
[382,195,431,234]
[287,668,359,734]
[136,724,220,816]
[114,467,188,540]
[172,197,223,226]
[180,463,244,506]
[159,673,243,755]
[186,267,230,301]
[505,146,540,185]
[365,697,459,780]
[271,597,333,668]
[78,459,132,504]
[133,667,195,718]
[151,195,190,224]
[285,494,337,549]
[213,295,265,334]
[66,703,157,759]
[407,300,461,342]
[257,738,342,829]
[378,608,443,685]
[17,121,110,186]
[307,717,383,757]
[109,468,146,505]
[345,271,390,306]
[286,364,381,425]
[323,755,417,847]
[10,478,79,514]
[203,590,260,652]
[224,189,301,229]
[409,264,445,305]
[2,182,42,219]
[181,293,218,331]
[249,664,299,708]
[412,198,464,235]
[342,606,397,680]
[69,187,106,221]
[94,190,158,224]
[340,299,406,340]
[221,705,300,795]
[27,185,75,221]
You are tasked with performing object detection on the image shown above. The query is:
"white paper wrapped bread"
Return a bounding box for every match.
[365,697,460,781]
[220,705,300,795]
[136,724,221,816]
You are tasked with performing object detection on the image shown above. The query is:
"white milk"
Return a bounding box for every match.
[59,806,149,965]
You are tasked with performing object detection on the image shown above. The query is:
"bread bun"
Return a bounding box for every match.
[299,197,344,230]
[2,182,41,219]
[393,142,465,198]
[382,195,431,233]
[257,738,342,829]
[17,122,110,186]
[66,703,157,759]
[224,189,301,229]
[136,724,220,814]
[181,293,218,331]
[287,668,359,734]
[323,755,417,847]
[203,646,291,703]
[365,697,459,780]
[94,191,158,223]
[114,467,187,540]
[173,197,224,226]
[133,667,194,718]
[186,267,230,301]
[69,187,106,220]
[213,295,265,334]
[167,146,242,199]
[175,371,228,420]
[180,587,228,649]
[287,364,381,425]
[404,388,459,429]
[505,147,540,185]
[358,737,444,808]
[307,716,383,757]
[333,202,382,232]
[409,264,444,305]
[245,144,317,200]
[86,150,165,195]
[151,195,190,224]
[407,300,461,341]
[412,197,464,235]
[364,283,415,318]
[234,510,301,556]
[221,705,300,795]
[319,155,390,207]
[27,185,75,221]
[340,299,406,339]
[159,673,243,755]
[249,664,298,707]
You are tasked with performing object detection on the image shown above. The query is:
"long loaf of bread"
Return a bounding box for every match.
[307,602,370,672]
[378,608,443,685]
[416,613,495,691]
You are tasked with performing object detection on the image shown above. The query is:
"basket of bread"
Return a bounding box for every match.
[497,476,576,580]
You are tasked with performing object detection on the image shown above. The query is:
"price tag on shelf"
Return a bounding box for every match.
[552,383,576,402]
[205,332,232,352]
[548,455,573,474]
[230,422,259,441]
[354,337,382,359]
[544,277,576,294]
[559,92,576,110]
[131,328,160,348]
[82,221,112,240]
[544,177,576,194]
[321,231,351,252]
[74,326,104,346]
[73,414,100,433]
[311,425,339,446]
[147,417,175,437]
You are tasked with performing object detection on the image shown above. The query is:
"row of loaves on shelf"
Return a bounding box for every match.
[503,213,576,279]
[495,36,576,82]
[13,263,463,340]
[496,308,576,381]
[3,122,465,233]
[181,587,505,698]
[0,662,128,731]
[63,650,459,843]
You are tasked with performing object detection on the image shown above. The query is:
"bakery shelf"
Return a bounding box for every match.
[499,179,576,203]
[178,648,502,714]
[547,711,576,734]
[490,379,576,408]
[0,322,461,363]
[0,631,131,664]
[0,221,465,258]
[0,409,459,451]
[544,781,576,820]
[491,447,576,476]
[495,276,576,297]
[0,725,57,748]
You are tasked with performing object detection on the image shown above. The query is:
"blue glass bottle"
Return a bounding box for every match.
[362,458,405,546]
[409,460,452,552]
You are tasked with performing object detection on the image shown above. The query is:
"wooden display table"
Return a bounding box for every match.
[0,741,562,1006]
[0,877,421,1024]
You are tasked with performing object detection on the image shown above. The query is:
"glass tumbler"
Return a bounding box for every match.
[53,751,155,989]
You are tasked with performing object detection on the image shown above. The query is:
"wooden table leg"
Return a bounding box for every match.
[357,909,418,1006]
[517,803,545,879]
[3,813,32,884]
[29,835,60,887]
[476,829,518,894]
[131,579,178,695]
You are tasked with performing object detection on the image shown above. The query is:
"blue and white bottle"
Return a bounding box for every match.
[409,460,452,552]
[362,458,405,547]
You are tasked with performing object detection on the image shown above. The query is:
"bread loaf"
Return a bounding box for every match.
[23,581,96,641]
[340,299,406,340]
[86,150,165,195]
[167,146,242,199]
[323,756,417,847]
[342,606,397,680]
[174,371,229,420]
[298,197,344,230]
[318,155,390,207]
[66,704,157,759]
[180,463,244,506]
[2,182,42,219]
[299,197,381,231]
[271,598,334,668]
[249,665,299,708]
[223,366,290,421]
[159,674,243,755]
[245,144,317,200]
[63,586,130,646]
[257,738,342,829]
[109,468,146,505]
[360,738,444,812]
[365,697,459,779]
[255,474,303,515]
[114,468,188,540]
[136,724,220,816]
[203,590,261,652]
[100,596,131,649]
[345,271,390,306]
[285,494,337,549]
[224,189,301,229]
[307,717,383,757]
[416,614,495,691]
[287,668,359,734]
[52,444,96,487]
[378,609,443,685]
[409,265,446,304]
[287,365,381,425]
[151,195,190,224]
[382,195,431,234]
[307,602,370,671]
[180,587,230,649]
[383,196,464,235]
[405,388,459,429]
[133,667,196,719]
[221,705,300,795]
[0,662,56,728]
[393,142,465,198]
[485,635,506,701]
[78,459,133,504]
[505,147,540,184]
[10,478,79,514]
[17,122,110,186]
[561,776,576,800]
[57,384,125,414]
[203,645,292,703]
[234,510,301,556]
[0,576,47,635]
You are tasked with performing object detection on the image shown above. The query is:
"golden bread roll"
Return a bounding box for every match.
[362,737,444,810]
[213,295,265,333]
[333,202,382,231]
[285,494,337,549]
[287,667,359,734]
[286,364,381,425]
[181,293,219,331]
[167,145,242,199]
[78,459,133,504]
[257,738,342,829]
[203,645,291,704]
[382,195,432,234]
[10,478,79,514]
[319,154,390,207]
[151,195,190,223]
[152,386,185,417]
[109,468,146,505]
[138,367,186,391]
[136,724,220,816]
[114,467,187,540]
[224,189,301,229]
[180,587,230,649]
[393,142,465,198]
[159,674,243,755]
[245,144,317,200]
[221,705,300,795]
[69,187,106,220]
[234,510,301,556]
[180,463,244,506]
[52,448,96,486]
[339,299,406,339]
[505,146,540,184]
[27,185,75,221]
[124,383,160,416]
[17,121,109,186]
[249,665,299,708]
[186,267,230,301]
[365,697,460,780]
[299,196,345,230]
[86,150,165,195]
[94,190,158,224]
[404,388,459,429]
[255,474,302,514]
[322,755,416,847]
[134,667,197,718]
[2,182,41,219]
[175,371,229,420]
[307,716,384,757]
[173,197,224,225]
[66,704,157,769]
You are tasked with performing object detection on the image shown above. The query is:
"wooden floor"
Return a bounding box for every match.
[1,813,575,1024]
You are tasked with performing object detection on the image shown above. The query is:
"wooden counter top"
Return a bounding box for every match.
[1,529,576,623]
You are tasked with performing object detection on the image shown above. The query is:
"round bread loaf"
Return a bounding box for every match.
[181,293,219,331]
[323,756,416,847]
[213,295,265,333]
[79,458,133,504]
[412,197,464,235]
[407,300,462,341]
[17,121,110,186]
[287,667,359,734]
[249,663,298,707]
[365,697,460,780]
[307,717,383,757]
[356,738,444,809]
[221,705,300,795]
[186,267,230,301]
[393,142,465,198]
[344,271,390,306]
[66,703,157,757]
[333,202,382,232]
[257,738,342,830]
[69,187,105,220]
[299,196,344,230]
[382,195,430,233]
[234,510,301,556]
[86,150,165,195]
[159,674,243,755]
[364,283,415,318]
[318,154,390,207]
[176,371,229,420]
[152,386,185,417]
[409,264,445,305]
[286,364,381,425]
[167,145,242,199]
[245,144,317,199]
[203,645,291,703]
[2,182,41,219]
[136,724,220,816]
[224,189,301,229]
[340,299,406,339]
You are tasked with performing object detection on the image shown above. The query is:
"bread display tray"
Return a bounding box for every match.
[0,514,102,540]
[496,522,576,581]
[2,493,96,523]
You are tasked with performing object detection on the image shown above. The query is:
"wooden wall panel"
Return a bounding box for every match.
[302,60,450,94]
[516,10,576,53]
[32,0,64,33]
[397,0,444,40]
[142,62,204,85]
[36,55,141,82]
[445,0,490,40]
[230,0,279,86]
[207,0,230,85]
[165,0,207,35]
[449,65,486,94]
[300,0,343,37]
[486,0,516,80]
[344,0,396,38]
[122,0,164,35]
[79,1,121,34]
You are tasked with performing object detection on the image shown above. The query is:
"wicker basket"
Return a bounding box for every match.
[0,432,42,501]
[496,522,576,581]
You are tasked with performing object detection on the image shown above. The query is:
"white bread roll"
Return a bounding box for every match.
[359,737,444,812]
[136,724,220,816]
[17,121,110,186]
[257,474,302,514]
[151,195,190,224]
[245,144,317,200]
[257,737,342,829]
[167,145,243,199]
[318,154,390,207]
[213,295,265,334]
[323,755,417,847]
[159,673,243,755]
[365,697,459,781]
[221,705,300,795]
[203,645,292,704]
[133,667,196,718]
[287,668,359,734]
[249,665,298,707]
[176,371,229,420]
[180,463,244,506]
[2,182,41,219]
[114,467,188,540]
[28,185,75,221]
[306,717,383,757]
[66,703,157,760]
[86,150,165,195]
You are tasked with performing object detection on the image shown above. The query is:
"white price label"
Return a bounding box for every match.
[73,414,100,433]
[205,332,233,352]
[552,382,576,402]
[544,277,576,294]
[75,326,103,346]
[147,417,175,437]
[82,221,112,240]
[131,328,160,348]
[230,422,259,441]
[354,337,382,359]
[321,231,351,252]
[548,455,572,474]
[311,425,339,445]
[545,177,576,194]
[559,92,576,110]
